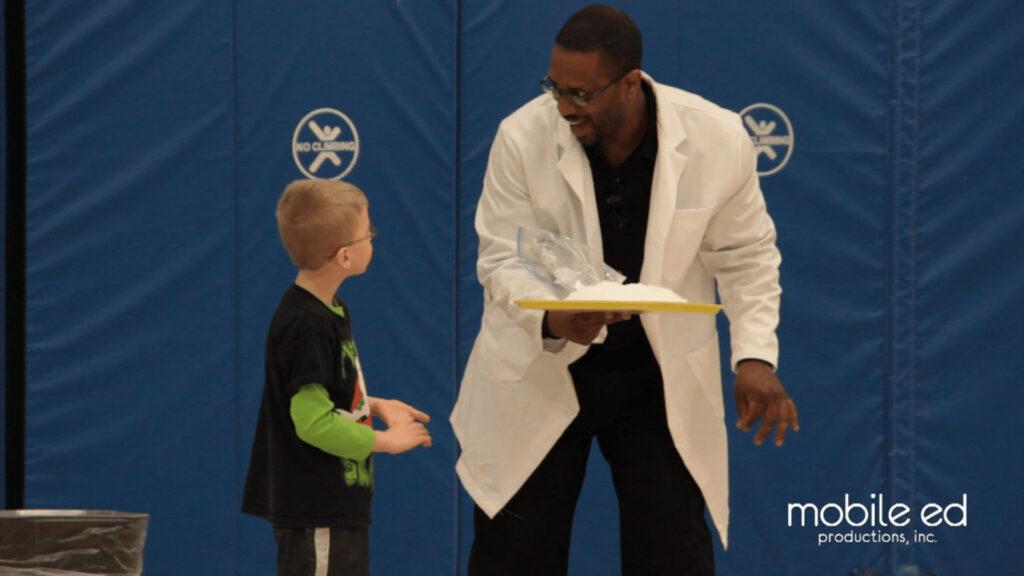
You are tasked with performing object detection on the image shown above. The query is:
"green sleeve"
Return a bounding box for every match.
[290,384,376,460]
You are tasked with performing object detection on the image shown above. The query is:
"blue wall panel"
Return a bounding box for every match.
[674,4,891,574]
[912,2,1024,573]
[23,1,237,574]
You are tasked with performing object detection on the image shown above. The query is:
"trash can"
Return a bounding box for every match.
[0,510,149,575]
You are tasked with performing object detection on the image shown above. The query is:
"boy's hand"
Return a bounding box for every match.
[371,397,431,427]
[373,421,432,454]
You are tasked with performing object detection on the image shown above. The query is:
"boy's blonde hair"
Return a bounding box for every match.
[276,179,368,270]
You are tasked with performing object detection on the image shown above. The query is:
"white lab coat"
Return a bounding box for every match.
[450,74,781,548]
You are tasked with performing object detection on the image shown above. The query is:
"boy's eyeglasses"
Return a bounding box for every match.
[540,71,628,107]
[326,225,378,260]
[340,224,378,247]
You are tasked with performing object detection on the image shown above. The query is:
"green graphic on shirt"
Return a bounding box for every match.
[343,457,374,488]
[340,339,358,379]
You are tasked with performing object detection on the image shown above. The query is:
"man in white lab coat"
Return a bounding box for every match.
[451,5,799,575]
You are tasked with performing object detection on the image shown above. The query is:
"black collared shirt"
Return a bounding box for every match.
[585,81,658,285]
[579,82,659,362]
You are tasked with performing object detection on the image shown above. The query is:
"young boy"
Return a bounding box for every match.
[243,179,432,576]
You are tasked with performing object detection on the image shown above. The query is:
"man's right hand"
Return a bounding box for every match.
[374,421,432,454]
[544,310,632,345]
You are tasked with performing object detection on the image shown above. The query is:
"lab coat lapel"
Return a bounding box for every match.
[556,122,603,264]
[640,78,688,286]
[640,78,688,357]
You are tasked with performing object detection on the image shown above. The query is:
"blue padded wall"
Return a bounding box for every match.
[23,1,237,573]
[9,1,1023,574]
[909,3,1024,574]
[22,1,458,575]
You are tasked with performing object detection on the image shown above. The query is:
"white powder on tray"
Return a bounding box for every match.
[564,281,687,303]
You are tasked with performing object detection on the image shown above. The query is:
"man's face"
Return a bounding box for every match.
[546,46,628,147]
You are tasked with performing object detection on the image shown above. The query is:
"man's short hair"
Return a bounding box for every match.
[555,4,643,77]
[276,179,368,270]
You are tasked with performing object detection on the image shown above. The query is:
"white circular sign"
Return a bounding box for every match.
[739,103,794,177]
[292,108,360,180]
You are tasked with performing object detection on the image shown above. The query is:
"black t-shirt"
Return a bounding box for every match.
[242,285,373,528]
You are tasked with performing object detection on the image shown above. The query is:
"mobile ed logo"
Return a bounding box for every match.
[292,108,360,180]
[740,103,793,176]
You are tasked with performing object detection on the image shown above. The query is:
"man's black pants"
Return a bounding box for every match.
[468,350,715,575]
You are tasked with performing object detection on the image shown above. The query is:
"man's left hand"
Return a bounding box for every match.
[734,360,799,446]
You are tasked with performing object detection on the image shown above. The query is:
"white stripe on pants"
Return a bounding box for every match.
[313,527,330,576]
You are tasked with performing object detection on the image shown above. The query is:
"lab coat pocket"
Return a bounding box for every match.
[686,333,725,418]
[478,306,541,382]
[451,356,528,472]
[663,205,716,283]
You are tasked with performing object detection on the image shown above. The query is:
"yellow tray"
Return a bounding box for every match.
[516,299,722,315]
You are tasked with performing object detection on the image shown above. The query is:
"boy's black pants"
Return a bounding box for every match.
[468,349,715,576]
[274,526,368,576]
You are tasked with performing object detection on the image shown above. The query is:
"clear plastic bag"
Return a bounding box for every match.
[517,227,624,297]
